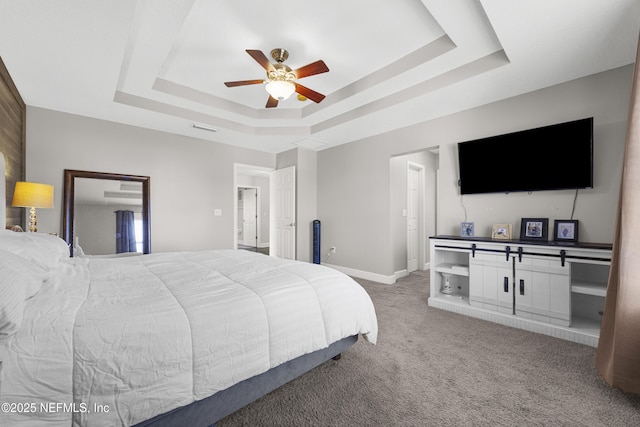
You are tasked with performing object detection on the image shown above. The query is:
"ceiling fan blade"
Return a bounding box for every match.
[246,50,275,72]
[266,96,279,108]
[293,60,329,79]
[295,84,326,104]
[224,79,264,87]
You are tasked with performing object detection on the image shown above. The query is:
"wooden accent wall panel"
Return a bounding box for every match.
[0,56,26,228]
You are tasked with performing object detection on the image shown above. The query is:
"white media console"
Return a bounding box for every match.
[429,236,612,347]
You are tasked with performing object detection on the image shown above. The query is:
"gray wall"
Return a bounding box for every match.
[318,65,631,280]
[25,107,275,252]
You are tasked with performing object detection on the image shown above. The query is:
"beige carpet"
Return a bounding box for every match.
[218,270,640,426]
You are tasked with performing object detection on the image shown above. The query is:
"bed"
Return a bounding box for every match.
[0,152,378,426]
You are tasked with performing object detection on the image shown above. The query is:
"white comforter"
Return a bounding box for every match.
[0,250,377,426]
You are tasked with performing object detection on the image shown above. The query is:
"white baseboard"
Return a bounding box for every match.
[323,263,430,285]
[324,263,396,285]
[395,269,408,280]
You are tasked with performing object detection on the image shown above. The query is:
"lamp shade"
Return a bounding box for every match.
[12,182,54,209]
[265,80,296,100]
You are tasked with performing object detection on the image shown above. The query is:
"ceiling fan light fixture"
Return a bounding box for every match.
[265,80,295,100]
[224,48,328,107]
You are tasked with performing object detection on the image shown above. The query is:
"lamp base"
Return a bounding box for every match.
[28,206,38,232]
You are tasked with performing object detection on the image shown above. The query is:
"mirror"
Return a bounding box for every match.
[63,170,150,257]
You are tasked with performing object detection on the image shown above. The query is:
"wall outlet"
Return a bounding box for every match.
[329,246,336,254]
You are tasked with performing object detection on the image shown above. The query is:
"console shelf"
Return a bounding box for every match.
[571,282,607,297]
[434,263,469,276]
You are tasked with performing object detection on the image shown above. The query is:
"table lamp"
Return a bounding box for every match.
[12,181,54,232]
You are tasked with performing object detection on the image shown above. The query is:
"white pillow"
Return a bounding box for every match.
[0,230,70,270]
[0,249,48,339]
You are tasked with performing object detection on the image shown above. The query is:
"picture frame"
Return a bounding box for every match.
[520,218,549,241]
[460,222,474,237]
[554,219,579,242]
[491,223,512,240]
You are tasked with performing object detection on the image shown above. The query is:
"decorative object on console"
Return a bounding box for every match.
[440,272,464,300]
[460,222,474,237]
[554,219,579,242]
[491,223,512,240]
[520,218,549,241]
[11,181,54,232]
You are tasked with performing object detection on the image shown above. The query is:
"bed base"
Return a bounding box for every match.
[134,335,358,427]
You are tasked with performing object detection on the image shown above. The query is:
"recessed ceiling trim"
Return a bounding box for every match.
[153,78,263,119]
[114,90,310,137]
[311,50,510,134]
[114,90,255,134]
[115,49,510,141]
[302,35,457,117]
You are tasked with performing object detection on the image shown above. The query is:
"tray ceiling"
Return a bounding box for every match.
[0,0,638,153]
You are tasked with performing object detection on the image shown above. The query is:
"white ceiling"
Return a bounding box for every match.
[1,0,639,154]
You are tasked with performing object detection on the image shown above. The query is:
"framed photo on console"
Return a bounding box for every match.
[554,219,579,242]
[460,222,475,237]
[520,218,548,241]
[491,223,512,240]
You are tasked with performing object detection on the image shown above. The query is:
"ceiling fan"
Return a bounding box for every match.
[224,48,329,108]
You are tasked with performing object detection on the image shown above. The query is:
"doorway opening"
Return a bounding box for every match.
[234,164,273,255]
[237,186,259,251]
[389,147,439,279]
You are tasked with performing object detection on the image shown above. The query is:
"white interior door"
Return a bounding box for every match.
[407,164,419,272]
[241,188,257,247]
[270,166,296,259]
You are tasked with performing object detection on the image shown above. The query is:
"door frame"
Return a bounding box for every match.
[233,163,273,250]
[407,161,426,272]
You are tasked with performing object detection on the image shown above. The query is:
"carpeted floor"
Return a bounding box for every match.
[218,270,640,426]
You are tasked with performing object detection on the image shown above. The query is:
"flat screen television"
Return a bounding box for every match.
[457,117,594,195]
